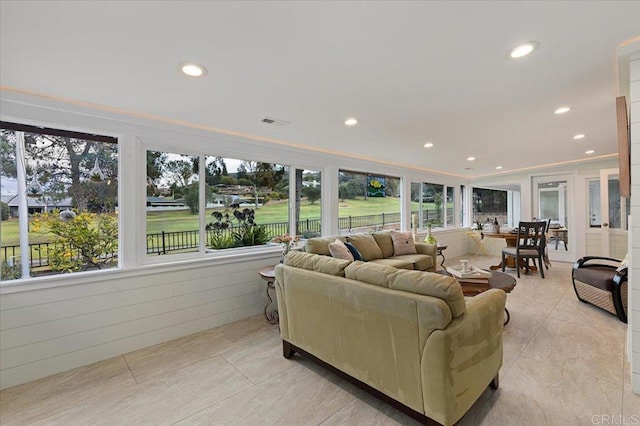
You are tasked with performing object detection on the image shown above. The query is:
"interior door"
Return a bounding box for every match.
[531,174,574,262]
[588,168,629,259]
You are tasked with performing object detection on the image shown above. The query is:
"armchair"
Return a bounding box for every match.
[572,256,628,323]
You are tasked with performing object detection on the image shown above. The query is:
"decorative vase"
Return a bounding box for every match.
[425,224,437,245]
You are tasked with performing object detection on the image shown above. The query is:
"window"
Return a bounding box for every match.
[412,182,453,228]
[146,151,199,255]
[472,187,507,227]
[338,170,400,234]
[294,169,321,238]
[146,152,289,255]
[1,122,118,281]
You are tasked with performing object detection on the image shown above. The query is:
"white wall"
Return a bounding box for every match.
[472,159,618,261]
[628,50,640,393]
[0,255,275,390]
[0,92,469,390]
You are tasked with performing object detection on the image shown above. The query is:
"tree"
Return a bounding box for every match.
[302,185,321,204]
[239,161,286,208]
[339,180,361,201]
[146,151,167,196]
[205,157,228,186]
[1,130,118,213]
[434,192,443,225]
[183,183,199,214]
[163,159,195,188]
[0,201,9,220]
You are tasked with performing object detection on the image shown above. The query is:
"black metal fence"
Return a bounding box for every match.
[2,210,451,263]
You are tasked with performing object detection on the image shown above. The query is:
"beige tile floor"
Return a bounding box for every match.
[1,255,639,425]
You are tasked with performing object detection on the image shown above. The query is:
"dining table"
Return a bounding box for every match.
[481,231,540,273]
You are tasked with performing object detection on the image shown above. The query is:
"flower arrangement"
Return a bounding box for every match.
[272,233,300,259]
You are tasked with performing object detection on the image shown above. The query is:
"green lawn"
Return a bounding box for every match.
[1,197,444,247]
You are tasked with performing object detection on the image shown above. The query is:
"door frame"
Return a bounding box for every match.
[530,172,576,263]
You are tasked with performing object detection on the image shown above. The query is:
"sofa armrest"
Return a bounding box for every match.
[415,243,437,271]
[421,289,506,425]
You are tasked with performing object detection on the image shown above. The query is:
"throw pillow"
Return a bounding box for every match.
[344,242,365,261]
[391,231,417,255]
[329,239,355,261]
[346,234,383,260]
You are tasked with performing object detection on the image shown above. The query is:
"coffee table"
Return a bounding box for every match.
[437,269,516,325]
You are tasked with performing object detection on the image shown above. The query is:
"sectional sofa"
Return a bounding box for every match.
[275,251,506,426]
[302,231,438,271]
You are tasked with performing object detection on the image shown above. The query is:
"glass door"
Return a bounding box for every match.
[587,169,629,258]
[532,174,574,262]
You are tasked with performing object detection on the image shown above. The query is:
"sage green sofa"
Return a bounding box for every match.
[303,231,438,272]
[275,251,506,426]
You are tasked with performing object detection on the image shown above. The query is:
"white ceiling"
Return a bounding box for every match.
[1,1,639,178]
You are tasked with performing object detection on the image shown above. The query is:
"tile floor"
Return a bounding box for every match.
[1,255,638,425]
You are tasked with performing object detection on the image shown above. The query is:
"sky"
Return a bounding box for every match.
[1,177,18,195]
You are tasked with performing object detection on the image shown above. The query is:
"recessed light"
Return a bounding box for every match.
[345,118,358,126]
[507,41,539,59]
[423,142,434,148]
[585,150,595,154]
[495,166,503,170]
[573,134,585,140]
[467,156,476,161]
[179,62,207,77]
[554,106,571,114]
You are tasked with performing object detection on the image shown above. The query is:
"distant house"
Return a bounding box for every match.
[146,196,187,211]
[1,194,73,216]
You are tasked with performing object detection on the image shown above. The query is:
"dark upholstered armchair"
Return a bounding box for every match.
[572,256,628,323]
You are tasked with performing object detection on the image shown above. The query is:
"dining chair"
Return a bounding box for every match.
[501,221,547,278]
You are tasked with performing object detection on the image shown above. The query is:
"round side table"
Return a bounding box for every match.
[259,266,278,324]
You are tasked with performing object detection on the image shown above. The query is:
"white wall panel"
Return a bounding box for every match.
[0,283,174,330]
[0,303,261,389]
[629,53,640,393]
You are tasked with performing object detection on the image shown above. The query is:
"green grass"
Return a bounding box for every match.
[1,197,450,248]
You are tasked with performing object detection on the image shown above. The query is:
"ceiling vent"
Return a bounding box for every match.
[261,116,290,127]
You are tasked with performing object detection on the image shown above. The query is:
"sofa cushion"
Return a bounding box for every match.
[284,251,352,276]
[346,234,384,261]
[392,254,434,271]
[389,270,466,318]
[390,231,417,255]
[369,258,414,270]
[344,261,394,288]
[372,231,395,258]
[305,236,347,256]
[344,242,364,261]
[328,239,354,261]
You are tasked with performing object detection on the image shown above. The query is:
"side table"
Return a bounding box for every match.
[436,244,448,269]
[259,266,278,324]
[437,269,516,325]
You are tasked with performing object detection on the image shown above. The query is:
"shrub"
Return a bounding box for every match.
[0,201,9,221]
[36,211,118,272]
[1,260,23,280]
[206,204,270,248]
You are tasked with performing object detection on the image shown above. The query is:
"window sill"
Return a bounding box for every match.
[1,245,282,294]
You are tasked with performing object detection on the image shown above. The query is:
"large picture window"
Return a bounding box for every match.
[1,123,118,281]
[472,187,508,227]
[338,170,400,234]
[145,152,289,255]
[412,182,454,228]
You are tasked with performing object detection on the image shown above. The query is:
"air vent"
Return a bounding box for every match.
[261,116,290,127]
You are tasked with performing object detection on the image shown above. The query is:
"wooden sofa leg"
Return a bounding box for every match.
[283,340,296,359]
[489,373,499,390]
